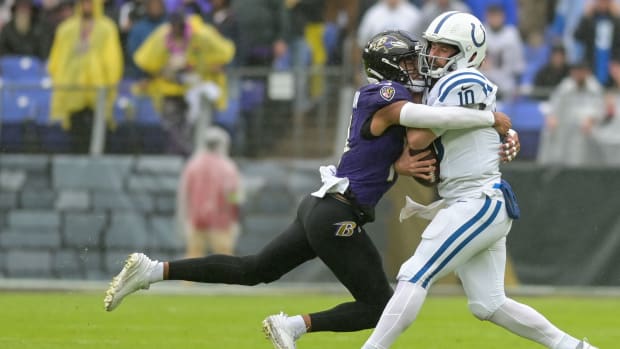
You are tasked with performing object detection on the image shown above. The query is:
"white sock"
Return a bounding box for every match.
[362,281,428,349]
[148,261,164,283]
[556,335,583,349]
[488,298,580,349]
[285,315,307,340]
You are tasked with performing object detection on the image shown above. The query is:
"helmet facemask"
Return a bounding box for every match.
[418,40,463,79]
[397,54,427,93]
[363,31,428,92]
[418,11,488,79]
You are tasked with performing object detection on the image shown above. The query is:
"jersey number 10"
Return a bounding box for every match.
[457,89,475,106]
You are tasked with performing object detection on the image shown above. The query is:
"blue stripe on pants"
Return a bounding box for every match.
[409,197,494,287]
[421,200,502,288]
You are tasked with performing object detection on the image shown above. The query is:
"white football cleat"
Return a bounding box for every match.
[577,338,599,349]
[263,312,297,349]
[104,253,155,312]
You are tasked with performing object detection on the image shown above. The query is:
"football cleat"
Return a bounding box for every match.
[262,312,297,349]
[577,338,599,349]
[104,253,155,312]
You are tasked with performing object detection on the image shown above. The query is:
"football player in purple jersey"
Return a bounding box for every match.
[103,30,517,349]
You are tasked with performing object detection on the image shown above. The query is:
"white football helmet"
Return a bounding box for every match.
[418,11,487,79]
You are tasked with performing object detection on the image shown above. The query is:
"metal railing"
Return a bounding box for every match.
[0,66,352,159]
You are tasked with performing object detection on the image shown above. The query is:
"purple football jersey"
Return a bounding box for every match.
[336,81,411,207]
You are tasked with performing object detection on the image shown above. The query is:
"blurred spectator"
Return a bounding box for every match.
[324,0,360,66]
[537,60,606,166]
[0,0,52,59]
[573,0,620,87]
[517,0,550,39]
[595,72,620,164]
[125,0,166,78]
[39,0,75,35]
[480,4,524,100]
[232,0,289,67]
[119,0,146,34]
[204,0,238,44]
[357,0,421,51]
[165,0,210,16]
[231,0,289,155]
[118,0,146,59]
[519,31,551,96]
[611,59,620,87]
[549,0,587,64]
[286,0,325,67]
[133,13,234,155]
[0,0,11,27]
[177,126,243,257]
[286,0,328,104]
[102,0,120,22]
[47,0,123,153]
[532,44,570,100]
[419,0,470,33]
[463,0,518,24]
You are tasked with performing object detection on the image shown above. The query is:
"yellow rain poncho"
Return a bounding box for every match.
[47,0,123,129]
[133,15,235,111]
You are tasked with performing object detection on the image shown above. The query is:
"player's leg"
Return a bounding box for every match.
[457,238,586,349]
[166,198,316,285]
[104,196,317,311]
[362,196,504,349]
[262,195,392,349]
[302,196,394,333]
[360,279,427,349]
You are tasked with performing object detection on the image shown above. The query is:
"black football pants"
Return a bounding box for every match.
[168,194,393,332]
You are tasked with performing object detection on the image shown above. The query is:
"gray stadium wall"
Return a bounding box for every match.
[0,155,619,286]
[502,164,620,286]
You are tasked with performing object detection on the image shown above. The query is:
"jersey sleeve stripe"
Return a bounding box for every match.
[438,78,492,102]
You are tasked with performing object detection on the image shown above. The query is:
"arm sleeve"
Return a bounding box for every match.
[399,102,494,129]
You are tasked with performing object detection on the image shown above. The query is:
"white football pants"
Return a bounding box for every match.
[362,195,580,349]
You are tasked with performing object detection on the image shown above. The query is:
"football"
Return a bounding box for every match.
[409,145,440,187]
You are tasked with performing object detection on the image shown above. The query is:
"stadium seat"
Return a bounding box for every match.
[520,42,551,86]
[1,90,38,123]
[114,94,135,123]
[0,56,45,81]
[134,96,160,125]
[240,79,265,111]
[114,79,137,123]
[214,98,240,135]
[499,97,545,160]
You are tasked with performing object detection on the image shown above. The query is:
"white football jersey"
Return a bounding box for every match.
[426,68,502,201]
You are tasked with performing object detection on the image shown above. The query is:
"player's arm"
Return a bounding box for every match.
[394,145,436,179]
[398,128,439,181]
[370,100,511,137]
[406,127,436,150]
[431,78,519,161]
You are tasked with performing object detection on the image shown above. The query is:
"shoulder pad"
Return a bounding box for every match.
[434,70,495,106]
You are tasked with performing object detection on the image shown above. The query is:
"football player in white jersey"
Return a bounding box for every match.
[361,12,599,349]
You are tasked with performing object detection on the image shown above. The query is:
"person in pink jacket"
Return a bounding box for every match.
[177,126,242,257]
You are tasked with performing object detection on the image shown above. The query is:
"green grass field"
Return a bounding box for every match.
[0,291,617,349]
